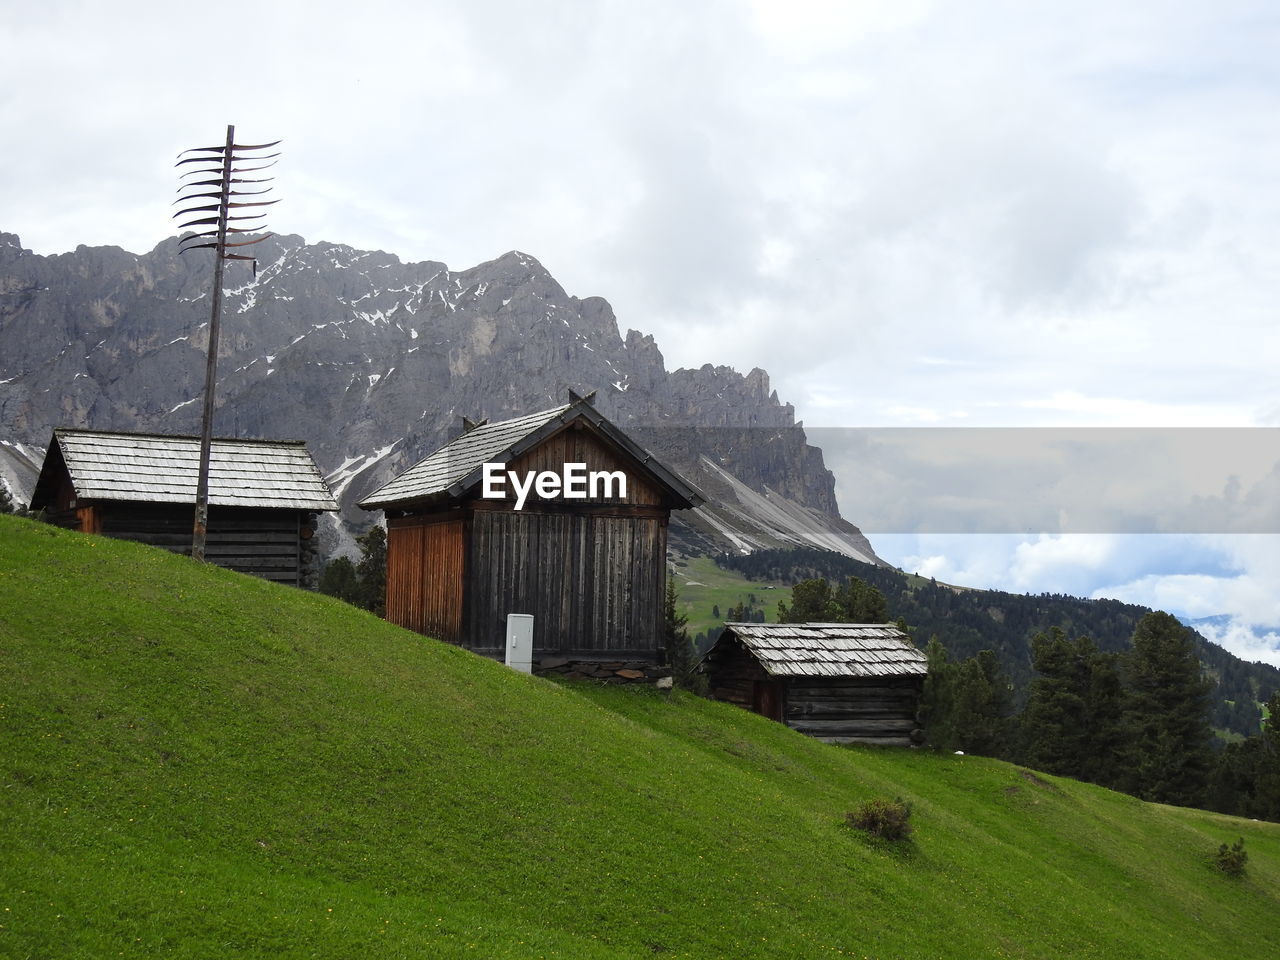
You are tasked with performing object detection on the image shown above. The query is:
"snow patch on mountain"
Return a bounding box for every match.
[325,440,402,501]
[0,438,43,507]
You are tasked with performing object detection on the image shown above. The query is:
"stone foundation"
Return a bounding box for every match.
[534,656,671,683]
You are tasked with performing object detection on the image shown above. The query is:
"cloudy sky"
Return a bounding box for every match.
[2,1,1277,661]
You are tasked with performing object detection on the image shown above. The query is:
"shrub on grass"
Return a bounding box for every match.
[1215,838,1248,877]
[847,798,913,841]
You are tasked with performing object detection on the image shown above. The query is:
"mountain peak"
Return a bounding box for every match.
[485,249,548,275]
[0,226,855,556]
[0,232,29,262]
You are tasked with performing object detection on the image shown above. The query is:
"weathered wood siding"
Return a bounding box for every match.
[375,413,692,661]
[784,677,924,747]
[35,442,81,529]
[386,515,466,641]
[76,505,102,534]
[704,640,924,745]
[502,424,666,507]
[85,502,304,584]
[703,636,773,708]
[466,507,666,656]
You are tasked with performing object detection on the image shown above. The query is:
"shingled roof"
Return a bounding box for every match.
[31,429,338,512]
[359,397,702,511]
[711,623,928,678]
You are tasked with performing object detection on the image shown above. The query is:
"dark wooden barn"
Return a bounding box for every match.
[359,395,703,670]
[702,623,928,746]
[29,428,338,586]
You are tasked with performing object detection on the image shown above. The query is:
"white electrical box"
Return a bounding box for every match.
[505,614,534,674]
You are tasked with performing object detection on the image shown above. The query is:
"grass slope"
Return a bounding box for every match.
[2,514,1278,959]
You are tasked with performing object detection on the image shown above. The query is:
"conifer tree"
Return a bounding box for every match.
[1080,648,1127,788]
[777,578,841,622]
[1020,628,1088,774]
[778,576,887,623]
[950,649,1015,757]
[919,640,1011,755]
[919,636,957,749]
[664,577,702,691]
[837,576,888,622]
[1019,629,1125,786]
[1254,692,1280,819]
[1120,611,1215,806]
[354,525,388,617]
[318,555,361,605]
[1210,692,1280,820]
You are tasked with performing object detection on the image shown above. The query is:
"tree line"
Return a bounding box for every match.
[925,609,1280,819]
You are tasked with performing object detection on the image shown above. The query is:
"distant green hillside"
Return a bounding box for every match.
[670,554,791,641]
[2,514,1278,959]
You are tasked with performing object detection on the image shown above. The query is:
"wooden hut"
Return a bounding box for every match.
[702,623,928,745]
[29,428,338,586]
[359,394,702,671]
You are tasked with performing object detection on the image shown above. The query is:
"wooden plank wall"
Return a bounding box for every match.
[35,445,79,527]
[783,676,924,747]
[705,639,924,746]
[76,506,102,534]
[704,637,772,708]
[386,516,465,641]
[97,503,302,584]
[504,425,666,506]
[466,509,665,655]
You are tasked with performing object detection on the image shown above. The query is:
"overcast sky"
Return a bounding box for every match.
[2,1,1277,661]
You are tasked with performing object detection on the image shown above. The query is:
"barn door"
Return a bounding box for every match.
[752,680,784,721]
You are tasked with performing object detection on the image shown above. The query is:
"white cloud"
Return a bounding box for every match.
[1094,534,1280,628]
[1194,622,1280,668]
[1010,535,1123,595]
[821,427,1280,536]
[1093,572,1240,620]
[1018,392,1259,428]
[3,2,1276,434]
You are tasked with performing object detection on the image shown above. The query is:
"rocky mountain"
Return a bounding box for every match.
[0,230,879,563]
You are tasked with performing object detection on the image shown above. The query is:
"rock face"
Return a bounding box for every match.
[0,230,879,563]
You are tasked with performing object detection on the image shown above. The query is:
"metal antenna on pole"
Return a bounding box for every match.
[174,126,281,561]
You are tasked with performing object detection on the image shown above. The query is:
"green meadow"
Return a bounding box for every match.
[1,513,1277,959]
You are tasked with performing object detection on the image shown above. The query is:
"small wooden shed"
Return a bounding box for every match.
[702,623,928,746]
[359,395,703,668]
[29,428,338,586]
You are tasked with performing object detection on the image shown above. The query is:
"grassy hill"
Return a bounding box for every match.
[2,514,1278,959]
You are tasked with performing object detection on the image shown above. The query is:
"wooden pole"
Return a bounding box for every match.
[192,123,234,562]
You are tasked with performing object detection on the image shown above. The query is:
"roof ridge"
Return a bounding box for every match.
[707,621,927,679]
[33,430,338,512]
[53,427,308,446]
[726,622,902,629]
[450,402,572,440]
[359,397,703,511]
